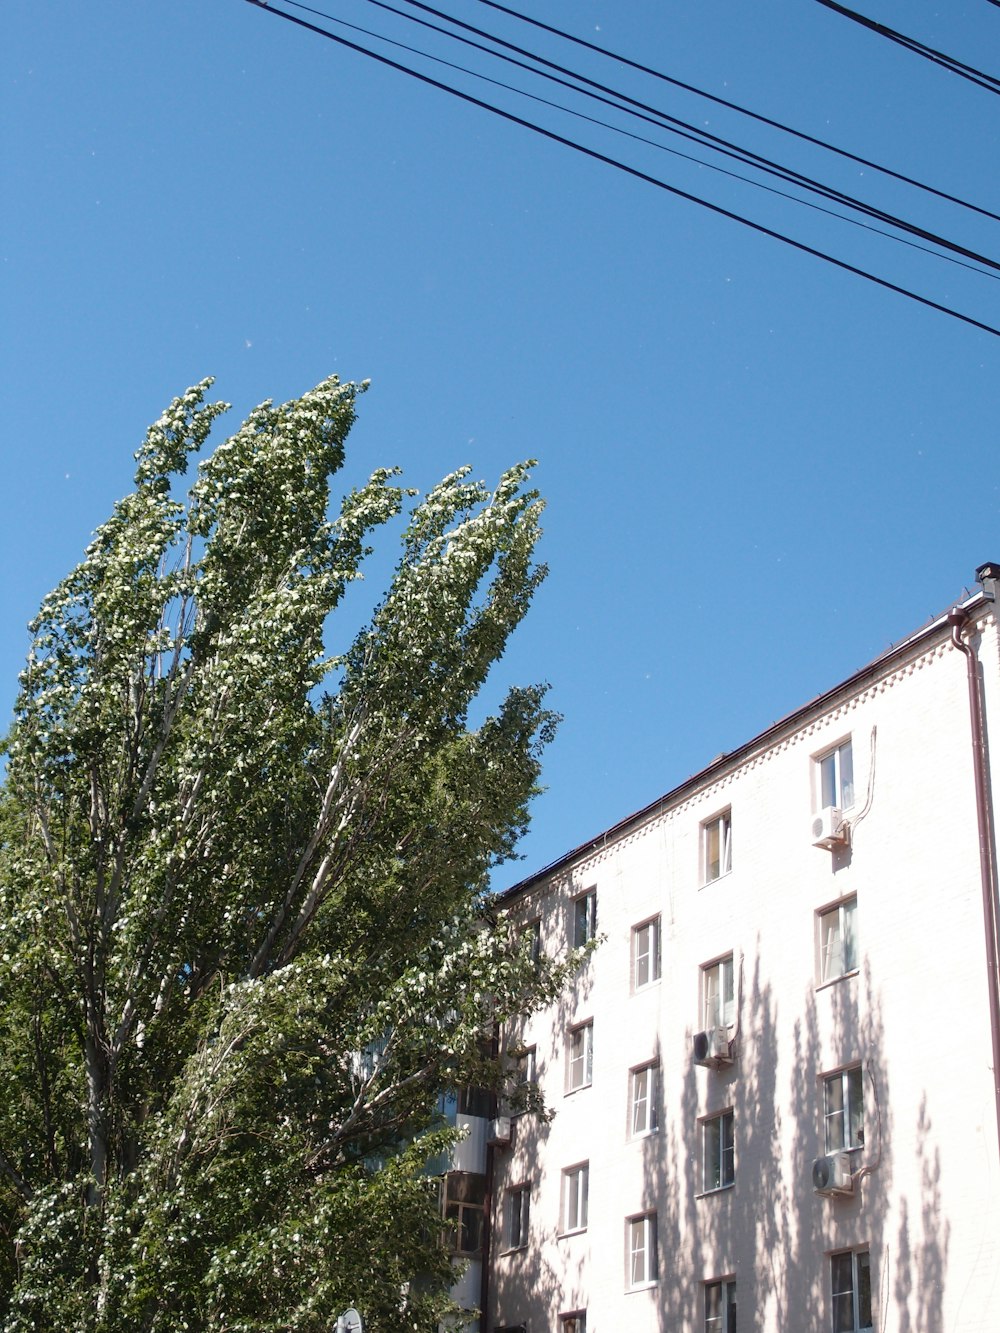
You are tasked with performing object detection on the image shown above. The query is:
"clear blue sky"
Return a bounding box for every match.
[4,1,998,879]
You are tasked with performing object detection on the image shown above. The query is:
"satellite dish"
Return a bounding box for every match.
[337,1309,364,1333]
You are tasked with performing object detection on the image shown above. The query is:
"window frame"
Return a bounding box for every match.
[824,1064,865,1153]
[816,738,855,812]
[704,1277,737,1333]
[440,1171,487,1256]
[572,890,597,948]
[561,1162,590,1235]
[626,1212,658,1289]
[559,1313,586,1333]
[567,1020,594,1093]
[629,1059,660,1138]
[504,1182,531,1252]
[818,896,859,984]
[522,917,542,966]
[702,808,733,884]
[632,915,662,991]
[830,1248,873,1332]
[701,953,736,1030]
[701,1109,735,1193]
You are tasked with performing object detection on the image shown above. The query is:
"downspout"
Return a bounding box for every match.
[948,572,1000,1162]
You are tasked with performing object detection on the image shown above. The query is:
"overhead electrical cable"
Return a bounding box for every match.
[272,0,994,277]
[288,0,1000,274]
[811,0,1000,95]
[243,0,1000,338]
[463,0,1000,223]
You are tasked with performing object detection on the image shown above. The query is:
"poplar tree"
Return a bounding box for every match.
[0,378,563,1331]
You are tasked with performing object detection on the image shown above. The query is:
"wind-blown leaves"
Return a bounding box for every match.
[0,378,568,1331]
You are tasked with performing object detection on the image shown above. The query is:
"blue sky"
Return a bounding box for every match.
[3,1,998,878]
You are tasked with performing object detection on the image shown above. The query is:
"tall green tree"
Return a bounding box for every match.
[0,378,565,1331]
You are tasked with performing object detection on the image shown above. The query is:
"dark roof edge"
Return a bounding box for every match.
[497,589,992,905]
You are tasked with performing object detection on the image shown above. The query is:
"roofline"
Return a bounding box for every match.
[498,587,993,905]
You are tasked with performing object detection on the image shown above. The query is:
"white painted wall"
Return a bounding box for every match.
[488,608,1000,1333]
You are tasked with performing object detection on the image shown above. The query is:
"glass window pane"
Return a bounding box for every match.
[821,751,837,809]
[707,820,721,880]
[848,1068,864,1148]
[857,1251,872,1328]
[840,743,855,808]
[842,898,857,972]
[722,956,735,1024]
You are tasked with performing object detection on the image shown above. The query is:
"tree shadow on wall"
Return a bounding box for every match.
[641,951,950,1331]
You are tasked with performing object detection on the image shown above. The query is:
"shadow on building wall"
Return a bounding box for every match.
[639,951,950,1331]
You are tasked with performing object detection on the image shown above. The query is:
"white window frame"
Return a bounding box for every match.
[824,1065,865,1152]
[561,1162,589,1234]
[702,953,736,1029]
[702,809,732,883]
[702,1110,735,1193]
[830,1248,873,1331]
[627,1212,658,1288]
[632,915,661,990]
[567,1021,594,1093]
[705,1278,737,1333]
[629,1060,660,1138]
[514,1045,536,1089]
[560,1314,586,1333]
[505,1183,531,1251]
[441,1171,486,1256]
[818,896,858,983]
[817,738,855,812]
[573,890,597,947]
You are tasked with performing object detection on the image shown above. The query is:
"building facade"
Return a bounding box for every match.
[480,565,1000,1332]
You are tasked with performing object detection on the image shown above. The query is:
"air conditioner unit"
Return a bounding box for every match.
[488,1115,512,1146]
[693,1026,733,1067]
[811,806,848,850]
[812,1151,855,1196]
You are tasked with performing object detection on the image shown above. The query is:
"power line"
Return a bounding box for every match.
[339,0,999,274]
[242,1,1000,338]
[464,0,1000,224]
[811,0,1000,95]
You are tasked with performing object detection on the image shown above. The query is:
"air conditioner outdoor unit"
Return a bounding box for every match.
[488,1115,512,1146]
[812,1151,855,1197]
[811,806,848,850]
[693,1026,733,1067]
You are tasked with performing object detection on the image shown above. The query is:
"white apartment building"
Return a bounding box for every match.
[478,563,1000,1333]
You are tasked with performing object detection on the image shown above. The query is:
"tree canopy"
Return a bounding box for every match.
[0,377,565,1331]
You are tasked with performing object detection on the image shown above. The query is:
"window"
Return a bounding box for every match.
[441,1172,486,1255]
[513,1045,536,1089]
[561,1163,589,1233]
[831,1249,872,1331]
[702,954,736,1029]
[702,1110,735,1192]
[630,1061,660,1137]
[505,1184,531,1250]
[703,810,732,882]
[567,1021,594,1092]
[818,739,855,811]
[824,1065,864,1152]
[522,918,542,965]
[633,916,661,989]
[573,890,597,947]
[560,1315,586,1333]
[705,1279,737,1332]
[627,1213,657,1287]
[458,1086,491,1118]
[819,897,858,982]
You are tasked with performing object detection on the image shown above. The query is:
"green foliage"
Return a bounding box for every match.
[0,378,566,1330]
